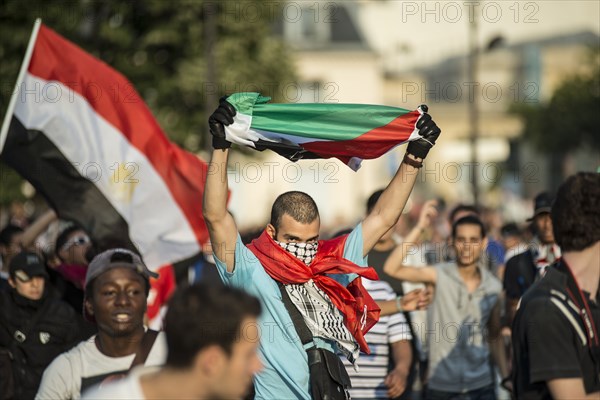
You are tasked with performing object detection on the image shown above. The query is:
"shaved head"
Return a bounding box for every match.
[270,191,319,229]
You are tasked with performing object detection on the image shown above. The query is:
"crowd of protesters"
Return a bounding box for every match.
[0,101,597,400]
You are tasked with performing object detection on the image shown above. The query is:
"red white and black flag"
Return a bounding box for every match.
[0,20,210,272]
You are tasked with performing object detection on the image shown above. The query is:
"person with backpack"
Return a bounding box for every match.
[203,98,441,399]
[511,172,600,399]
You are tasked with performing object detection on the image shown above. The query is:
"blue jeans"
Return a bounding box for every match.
[425,384,497,400]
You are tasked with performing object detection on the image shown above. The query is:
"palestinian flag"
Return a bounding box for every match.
[223,92,424,170]
[0,21,209,272]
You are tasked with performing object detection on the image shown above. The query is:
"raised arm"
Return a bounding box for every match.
[18,209,57,250]
[362,107,441,257]
[382,200,439,284]
[202,100,238,273]
[383,244,437,284]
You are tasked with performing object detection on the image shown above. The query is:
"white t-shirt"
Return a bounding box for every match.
[402,246,429,360]
[81,366,156,400]
[36,332,167,400]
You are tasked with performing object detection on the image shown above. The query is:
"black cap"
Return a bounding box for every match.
[85,248,158,289]
[527,192,553,222]
[500,222,520,237]
[9,251,49,282]
[83,248,158,322]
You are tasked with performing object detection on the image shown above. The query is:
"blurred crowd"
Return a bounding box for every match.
[1,172,593,400]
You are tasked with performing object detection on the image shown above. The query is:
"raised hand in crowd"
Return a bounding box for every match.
[417,199,439,232]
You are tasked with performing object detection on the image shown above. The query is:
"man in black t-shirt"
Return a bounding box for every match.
[512,172,600,399]
[503,192,561,326]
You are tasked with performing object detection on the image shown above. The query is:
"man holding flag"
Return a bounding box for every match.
[203,97,441,399]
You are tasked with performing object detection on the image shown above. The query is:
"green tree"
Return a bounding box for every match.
[0,0,296,205]
[512,47,600,153]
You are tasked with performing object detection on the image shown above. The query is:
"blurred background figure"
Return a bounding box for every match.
[393,199,441,399]
[500,223,525,264]
[1,210,57,291]
[0,225,23,290]
[8,201,29,229]
[503,192,560,327]
[46,224,94,315]
[0,251,88,400]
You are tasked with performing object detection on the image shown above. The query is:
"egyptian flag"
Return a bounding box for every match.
[223,92,424,170]
[0,21,209,273]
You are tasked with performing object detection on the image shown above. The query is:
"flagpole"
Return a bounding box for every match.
[0,18,42,153]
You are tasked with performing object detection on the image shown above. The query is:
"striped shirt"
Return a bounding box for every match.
[341,279,412,399]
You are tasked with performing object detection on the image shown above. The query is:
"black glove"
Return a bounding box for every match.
[406,105,441,159]
[208,97,236,149]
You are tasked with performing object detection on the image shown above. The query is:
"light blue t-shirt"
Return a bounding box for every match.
[214,224,366,400]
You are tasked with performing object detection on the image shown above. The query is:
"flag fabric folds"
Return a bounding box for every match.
[0,23,209,272]
[223,92,424,170]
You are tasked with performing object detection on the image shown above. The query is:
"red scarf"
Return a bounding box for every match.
[56,263,88,289]
[248,230,381,353]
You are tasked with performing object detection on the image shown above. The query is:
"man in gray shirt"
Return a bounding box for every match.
[383,214,508,399]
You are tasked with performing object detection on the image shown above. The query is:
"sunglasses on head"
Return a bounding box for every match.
[61,235,90,252]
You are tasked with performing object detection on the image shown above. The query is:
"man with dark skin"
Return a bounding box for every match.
[83,284,264,400]
[36,249,166,400]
